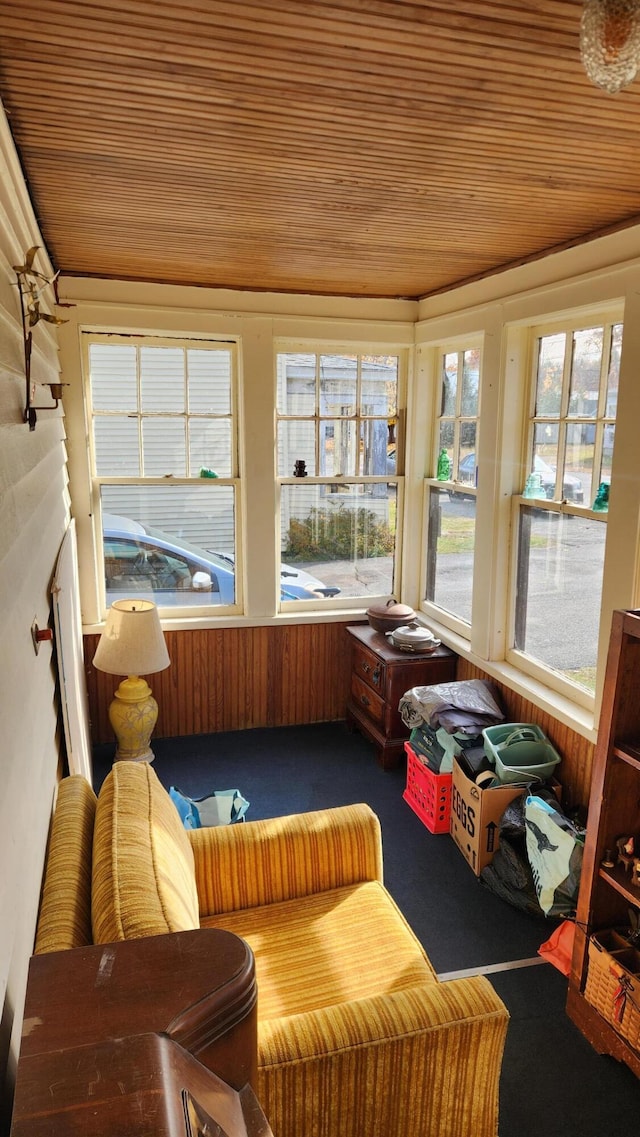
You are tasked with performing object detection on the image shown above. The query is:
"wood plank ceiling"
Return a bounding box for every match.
[1,0,640,300]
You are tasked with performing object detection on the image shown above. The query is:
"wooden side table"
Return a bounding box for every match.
[18,928,258,1093]
[345,624,457,769]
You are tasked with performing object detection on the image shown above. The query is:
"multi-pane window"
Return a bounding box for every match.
[513,320,622,694]
[526,323,620,506]
[87,336,239,612]
[425,346,481,626]
[276,351,401,600]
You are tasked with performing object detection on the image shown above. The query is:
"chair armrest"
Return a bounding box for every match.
[188,803,383,917]
[257,976,509,1137]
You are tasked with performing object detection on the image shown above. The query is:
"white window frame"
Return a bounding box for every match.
[275,342,408,611]
[421,337,482,640]
[505,309,623,709]
[83,331,243,619]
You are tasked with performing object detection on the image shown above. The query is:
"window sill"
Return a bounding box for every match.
[83,607,370,636]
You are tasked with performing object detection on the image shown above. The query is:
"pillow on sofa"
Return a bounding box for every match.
[92,761,200,943]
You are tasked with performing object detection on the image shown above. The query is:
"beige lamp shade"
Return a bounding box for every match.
[93,599,170,677]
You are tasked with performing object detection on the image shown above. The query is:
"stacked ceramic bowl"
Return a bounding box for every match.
[384,624,441,653]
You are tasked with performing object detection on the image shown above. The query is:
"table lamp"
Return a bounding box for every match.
[92,599,170,762]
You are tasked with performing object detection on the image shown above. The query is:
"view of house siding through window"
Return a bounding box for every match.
[514,321,621,693]
[425,347,480,624]
[88,338,240,610]
[276,352,399,599]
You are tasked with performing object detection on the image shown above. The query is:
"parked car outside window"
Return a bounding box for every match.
[103,515,340,606]
[453,453,584,503]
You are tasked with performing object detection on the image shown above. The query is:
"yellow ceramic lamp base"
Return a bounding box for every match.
[108,675,159,763]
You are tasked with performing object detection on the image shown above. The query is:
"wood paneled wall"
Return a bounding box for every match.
[85,624,595,808]
[84,620,358,746]
[456,658,595,812]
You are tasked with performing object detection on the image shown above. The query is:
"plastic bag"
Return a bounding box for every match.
[525,795,585,917]
[170,786,250,829]
[399,679,505,734]
[538,920,576,976]
[409,724,484,774]
[480,794,545,918]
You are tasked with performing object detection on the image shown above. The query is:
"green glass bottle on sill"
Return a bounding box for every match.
[436,448,451,481]
[592,481,609,512]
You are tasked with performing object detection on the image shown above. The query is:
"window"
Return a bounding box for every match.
[87,335,240,613]
[276,351,402,600]
[512,319,622,695]
[425,346,481,626]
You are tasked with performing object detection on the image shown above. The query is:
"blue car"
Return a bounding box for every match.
[103,515,340,606]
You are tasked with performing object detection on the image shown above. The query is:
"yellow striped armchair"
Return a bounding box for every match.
[36,762,509,1137]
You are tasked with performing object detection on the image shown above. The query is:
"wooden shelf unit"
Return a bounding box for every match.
[567,608,640,1078]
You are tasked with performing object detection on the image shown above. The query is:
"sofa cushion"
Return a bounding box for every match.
[35,775,97,954]
[201,879,437,1022]
[92,761,200,943]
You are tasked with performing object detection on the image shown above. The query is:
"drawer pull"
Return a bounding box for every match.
[362,662,370,674]
[371,666,381,685]
[360,693,371,707]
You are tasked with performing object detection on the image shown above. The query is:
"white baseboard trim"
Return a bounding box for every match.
[437,955,548,982]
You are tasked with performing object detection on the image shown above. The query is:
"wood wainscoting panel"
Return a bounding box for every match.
[84,621,358,746]
[456,658,595,812]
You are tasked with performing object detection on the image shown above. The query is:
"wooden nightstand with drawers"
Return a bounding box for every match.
[345,624,457,770]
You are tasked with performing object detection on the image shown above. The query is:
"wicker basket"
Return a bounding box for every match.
[584,931,640,1051]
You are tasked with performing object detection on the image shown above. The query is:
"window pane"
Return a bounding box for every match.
[142,418,186,476]
[140,346,185,412]
[568,328,603,417]
[361,355,398,416]
[515,507,605,692]
[94,416,140,475]
[535,334,565,416]
[189,419,232,478]
[532,422,559,491]
[101,484,236,608]
[321,419,356,476]
[359,419,389,475]
[425,487,475,624]
[459,421,477,468]
[602,424,615,484]
[278,421,316,476]
[565,423,594,507]
[281,482,396,598]
[90,343,138,411]
[461,349,480,416]
[277,354,316,415]
[439,420,454,453]
[441,353,457,416]
[320,354,356,416]
[188,349,232,414]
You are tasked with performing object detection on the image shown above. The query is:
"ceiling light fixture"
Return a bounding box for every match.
[580,0,640,93]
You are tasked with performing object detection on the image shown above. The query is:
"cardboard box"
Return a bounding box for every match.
[449,756,525,876]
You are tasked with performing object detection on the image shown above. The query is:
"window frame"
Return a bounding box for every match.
[421,338,482,639]
[505,310,623,707]
[84,331,243,619]
[275,342,408,611]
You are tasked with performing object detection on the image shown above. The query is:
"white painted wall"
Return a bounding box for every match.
[0,106,68,1125]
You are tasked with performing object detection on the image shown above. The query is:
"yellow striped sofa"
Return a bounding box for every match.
[36,763,509,1137]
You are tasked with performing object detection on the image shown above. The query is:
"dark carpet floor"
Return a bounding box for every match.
[93,721,640,1135]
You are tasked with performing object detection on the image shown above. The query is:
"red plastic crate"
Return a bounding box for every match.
[402,741,452,834]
